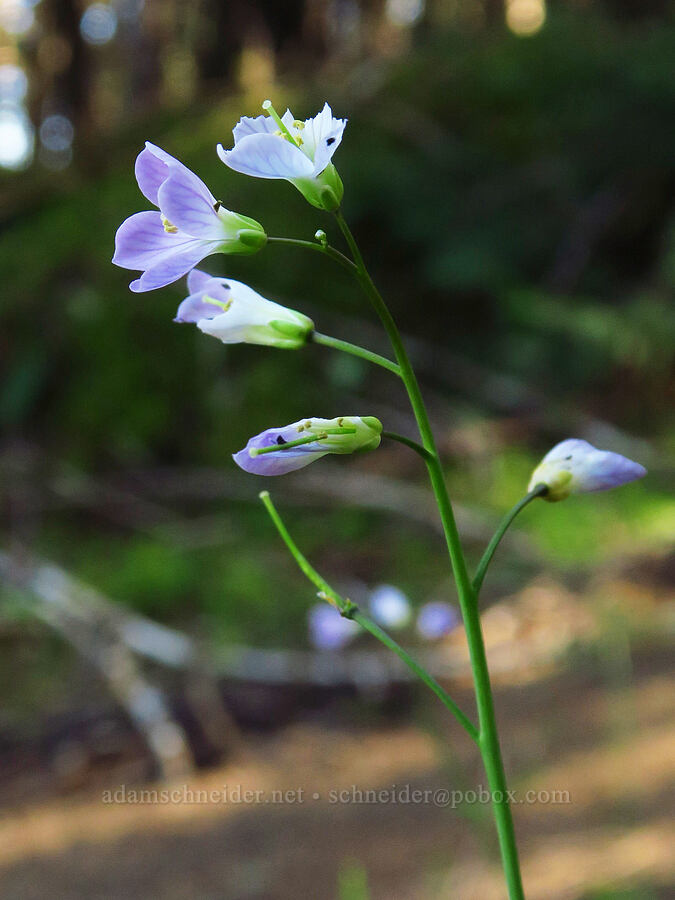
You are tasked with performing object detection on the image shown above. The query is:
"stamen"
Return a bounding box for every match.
[249,427,357,457]
[161,215,178,234]
[262,99,299,146]
[203,294,231,312]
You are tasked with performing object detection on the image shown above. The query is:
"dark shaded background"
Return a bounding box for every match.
[0,1,673,898]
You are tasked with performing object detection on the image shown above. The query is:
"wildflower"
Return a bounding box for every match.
[233,416,382,476]
[218,101,346,210]
[528,438,646,502]
[174,269,313,349]
[368,585,412,629]
[308,604,359,650]
[113,143,266,292]
[416,602,460,640]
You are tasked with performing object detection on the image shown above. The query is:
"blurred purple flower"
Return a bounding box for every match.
[416,602,460,641]
[368,584,411,630]
[308,604,359,651]
[113,143,266,292]
[233,416,382,477]
[528,438,647,501]
[174,269,313,349]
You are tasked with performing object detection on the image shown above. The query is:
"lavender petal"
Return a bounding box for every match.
[217,133,313,180]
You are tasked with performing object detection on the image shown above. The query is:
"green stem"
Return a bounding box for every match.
[333,209,525,900]
[312,331,402,377]
[259,491,478,742]
[259,491,335,598]
[267,236,355,274]
[352,611,478,741]
[473,485,548,595]
[382,430,433,461]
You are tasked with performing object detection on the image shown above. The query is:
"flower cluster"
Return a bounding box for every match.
[113,98,646,529]
[113,101,384,477]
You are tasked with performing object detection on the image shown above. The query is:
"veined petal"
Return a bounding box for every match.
[302,103,347,175]
[195,280,297,344]
[157,168,222,240]
[135,146,168,206]
[129,240,220,292]
[235,422,326,475]
[218,133,314,180]
[578,449,647,492]
[232,109,295,143]
[197,297,277,343]
[187,267,219,294]
[134,142,194,206]
[113,211,199,270]
[233,114,279,142]
[233,446,328,476]
[174,287,230,323]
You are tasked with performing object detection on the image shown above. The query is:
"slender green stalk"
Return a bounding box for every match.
[473,484,548,594]
[260,491,336,600]
[333,209,525,900]
[352,610,478,741]
[259,491,478,742]
[312,331,401,377]
[267,235,355,274]
[382,430,433,462]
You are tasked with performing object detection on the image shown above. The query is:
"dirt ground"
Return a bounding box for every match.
[0,641,673,900]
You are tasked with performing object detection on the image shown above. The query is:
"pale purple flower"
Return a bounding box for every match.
[233,416,382,477]
[218,101,346,209]
[416,602,460,641]
[368,584,412,629]
[113,142,266,292]
[174,269,313,349]
[528,438,647,502]
[308,604,359,651]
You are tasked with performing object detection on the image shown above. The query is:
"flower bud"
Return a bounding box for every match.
[528,438,646,502]
[175,269,313,350]
[234,416,383,476]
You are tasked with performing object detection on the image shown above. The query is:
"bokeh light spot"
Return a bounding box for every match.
[386,0,425,27]
[506,0,546,37]
[39,114,74,152]
[80,3,118,45]
[0,105,34,170]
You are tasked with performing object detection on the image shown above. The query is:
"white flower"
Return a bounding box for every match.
[218,101,347,210]
[528,438,646,501]
[174,269,313,349]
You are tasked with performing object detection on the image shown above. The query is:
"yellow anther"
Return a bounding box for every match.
[162,216,178,234]
[293,120,305,130]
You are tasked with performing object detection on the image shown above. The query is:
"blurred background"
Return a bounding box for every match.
[0,0,673,897]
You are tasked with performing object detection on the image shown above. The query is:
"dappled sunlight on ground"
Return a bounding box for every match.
[0,652,672,899]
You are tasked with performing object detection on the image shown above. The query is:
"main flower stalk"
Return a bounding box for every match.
[333,209,525,900]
